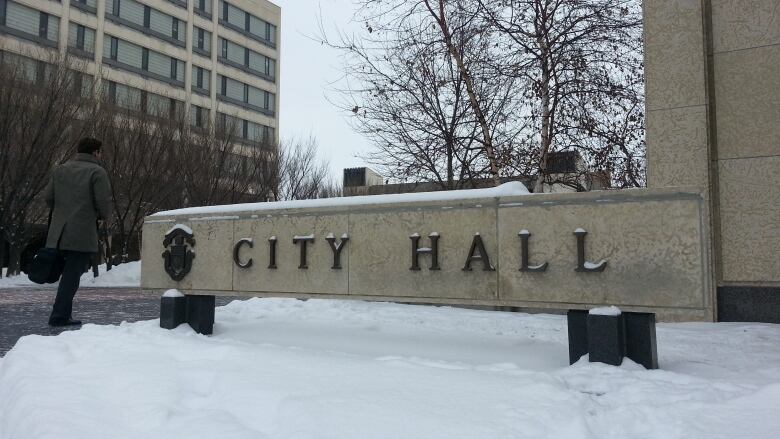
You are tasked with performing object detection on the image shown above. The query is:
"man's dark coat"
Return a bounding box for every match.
[43,153,113,252]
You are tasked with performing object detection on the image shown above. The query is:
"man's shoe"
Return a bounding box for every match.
[48,318,82,327]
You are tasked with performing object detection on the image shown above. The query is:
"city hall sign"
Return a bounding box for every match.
[143,184,711,322]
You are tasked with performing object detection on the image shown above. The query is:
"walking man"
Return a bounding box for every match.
[44,137,113,326]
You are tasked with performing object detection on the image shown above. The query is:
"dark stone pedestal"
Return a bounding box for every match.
[160,295,187,329]
[160,294,215,335]
[567,310,589,364]
[623,312,658,369]
[587,314,625,366]
[186,295,215,335]
[567,309,659,369]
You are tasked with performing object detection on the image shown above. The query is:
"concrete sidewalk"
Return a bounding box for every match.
[0,288,240,356]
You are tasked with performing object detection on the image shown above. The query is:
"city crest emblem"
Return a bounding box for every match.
[162,225,196,281]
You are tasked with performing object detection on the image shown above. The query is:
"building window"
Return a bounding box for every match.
[193,27,211,55]
[195,0,212,17]
[1,1,60,45]
[192,65,210,94]
[218,0,276,47]
[218,37,276,82]
[71,0,97,14]
[108,0,185,46]
[217,74,275,116]
[68,23,96,55]
[191,105,209,128]
[103,35,185,85]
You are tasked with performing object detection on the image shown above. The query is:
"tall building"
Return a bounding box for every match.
[0,0,280,148]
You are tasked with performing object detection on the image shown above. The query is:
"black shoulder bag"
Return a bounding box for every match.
[27,209,64,284]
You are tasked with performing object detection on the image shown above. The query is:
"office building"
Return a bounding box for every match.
[0,0,280,148]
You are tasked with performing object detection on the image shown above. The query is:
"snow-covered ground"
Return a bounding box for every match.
[0,261,141,289]
[1,297,778,438]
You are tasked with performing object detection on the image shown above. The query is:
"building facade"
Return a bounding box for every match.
[0,0,280,148]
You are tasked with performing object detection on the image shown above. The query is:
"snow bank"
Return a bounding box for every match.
[152,181,530,218]
[0,261,141,289]
[1,298,779,438]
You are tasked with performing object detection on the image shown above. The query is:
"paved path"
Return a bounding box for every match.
[0,288,241,356]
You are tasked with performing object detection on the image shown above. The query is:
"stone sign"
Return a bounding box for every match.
[142,185,711,321]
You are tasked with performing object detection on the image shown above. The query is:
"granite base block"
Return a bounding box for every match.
[186,295,215,335]
[567,310,589,365]
[160,296,187,330]
[624,312,659,369]
[587,314,626,366]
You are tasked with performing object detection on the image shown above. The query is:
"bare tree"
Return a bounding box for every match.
[95,96,184,262]
[275,136,336,201]
[0,52,94,276]
[320,0,517,188]
[478,0,645,190]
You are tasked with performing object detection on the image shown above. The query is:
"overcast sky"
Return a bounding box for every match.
[272,0,370,180]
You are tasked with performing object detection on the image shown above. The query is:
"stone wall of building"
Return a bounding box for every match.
[644,0,779,321]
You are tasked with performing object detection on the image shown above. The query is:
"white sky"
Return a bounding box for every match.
[272,0,370,180]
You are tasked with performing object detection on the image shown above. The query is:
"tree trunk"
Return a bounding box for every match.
[6,242,22,277]
[0,232,6,279]
[534,55,552,194]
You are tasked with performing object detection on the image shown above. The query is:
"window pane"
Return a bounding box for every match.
[115,83,142,111]
[103,35,112,59]
[117,39,143,68]
[83,27,96,53]
[227,3,243,28]
[5,2,40,36]
[175,59,185,82]
[249,15,265,38]
[146,92,170,117]
[68,23,79,48]
[248,50,264,73]
[247,86,264,109]
[225,77,244,101]
[226,39,244,65]
[149,9,173,38]
[266,58,276,78]
[147,50,169,77]
[46,15,59,42]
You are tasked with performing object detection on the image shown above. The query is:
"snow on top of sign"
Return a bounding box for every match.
[574,228,586,233]
[429,232,440,237]
[152,181,530,217]
[589,306,622,316]
[294,234,315,240]
[342,233,349,239]
[519,229,530,235]
[162,289,184,298]
[166,224,192,236]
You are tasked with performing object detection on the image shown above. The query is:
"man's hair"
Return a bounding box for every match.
[77,137,103,154]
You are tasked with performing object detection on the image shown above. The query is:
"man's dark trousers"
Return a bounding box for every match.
[49,250,91,323]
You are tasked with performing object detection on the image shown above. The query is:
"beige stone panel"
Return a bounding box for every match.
[643,0,707,111]
[232,214,349,295]
[711,0,780,53]
[141,220,177,290]
[140,219,235,292]
[714,45,780,160]
[646,106,711,188]
[498,198,706,309]
[718,156,780,283]
[348,207,499,301]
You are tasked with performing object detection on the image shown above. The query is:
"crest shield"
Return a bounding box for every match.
[162,227,196,281]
